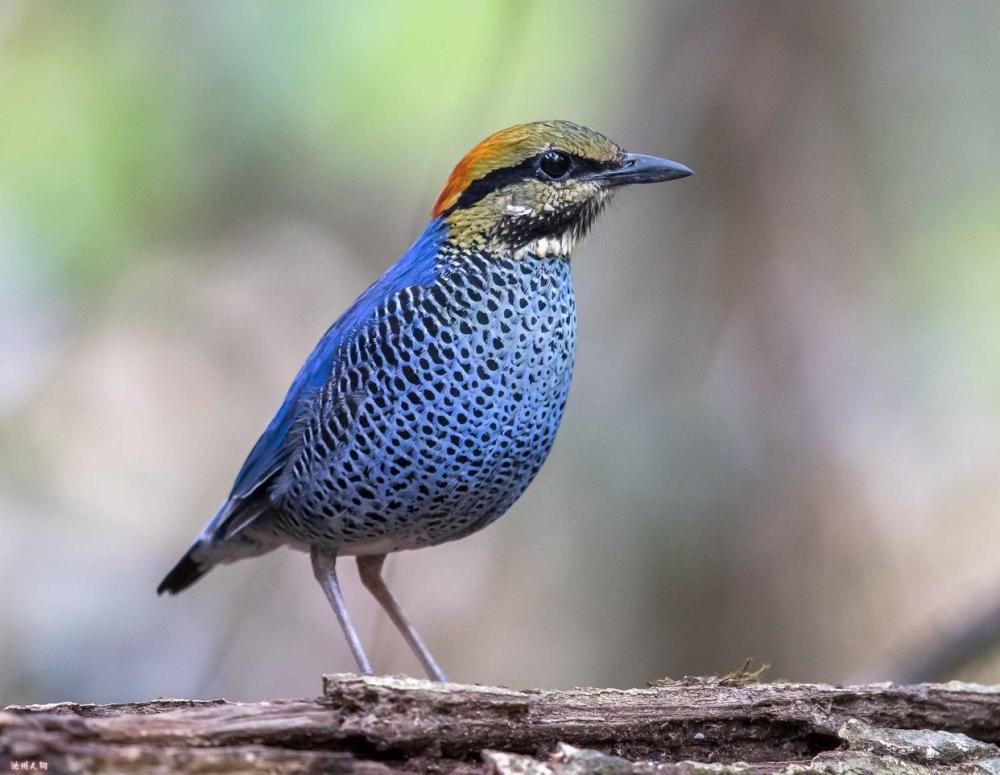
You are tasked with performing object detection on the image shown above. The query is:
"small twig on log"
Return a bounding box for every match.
[3,674,1000,773]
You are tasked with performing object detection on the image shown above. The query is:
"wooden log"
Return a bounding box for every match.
[3,674,1000,773]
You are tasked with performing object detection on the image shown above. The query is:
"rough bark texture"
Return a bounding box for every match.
[3,674,1000,773]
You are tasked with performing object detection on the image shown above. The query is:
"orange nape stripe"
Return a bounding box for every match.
[432,124,545,217]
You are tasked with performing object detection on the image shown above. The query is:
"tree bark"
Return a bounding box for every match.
[3,674,1000,773]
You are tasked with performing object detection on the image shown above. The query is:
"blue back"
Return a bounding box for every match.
[228,218,449,502]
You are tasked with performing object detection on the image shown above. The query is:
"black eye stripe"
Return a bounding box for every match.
[448,152,613,214]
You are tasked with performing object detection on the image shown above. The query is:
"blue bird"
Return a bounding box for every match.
[159,121,692,681]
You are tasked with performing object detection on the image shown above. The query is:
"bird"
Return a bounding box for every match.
[158,120,692,682]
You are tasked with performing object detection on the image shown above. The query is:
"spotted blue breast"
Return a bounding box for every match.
[269,237,576,553]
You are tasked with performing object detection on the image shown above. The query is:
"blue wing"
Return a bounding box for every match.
[204,217,449,540]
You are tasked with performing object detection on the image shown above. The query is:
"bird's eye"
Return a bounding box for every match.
[538,150,572,180]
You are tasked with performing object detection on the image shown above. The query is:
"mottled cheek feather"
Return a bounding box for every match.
[443,178,610,252]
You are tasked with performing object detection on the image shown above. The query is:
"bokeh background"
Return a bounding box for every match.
[3,0,1000,705]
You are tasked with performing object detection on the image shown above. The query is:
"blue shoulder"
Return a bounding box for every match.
[228,217,449,500]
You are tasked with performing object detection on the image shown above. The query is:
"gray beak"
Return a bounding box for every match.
[597,153,694,186]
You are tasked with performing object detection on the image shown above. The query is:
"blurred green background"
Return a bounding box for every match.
[3,0,1000,704]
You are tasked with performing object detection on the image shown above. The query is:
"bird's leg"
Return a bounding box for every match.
[356,554,448,682]
[310,546,373,675]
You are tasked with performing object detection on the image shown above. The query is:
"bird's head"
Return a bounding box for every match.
[432,120,692,256]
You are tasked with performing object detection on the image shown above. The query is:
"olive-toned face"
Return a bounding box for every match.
[434,120,692,254]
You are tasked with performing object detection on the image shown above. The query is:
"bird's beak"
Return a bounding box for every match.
[596,153,694,186]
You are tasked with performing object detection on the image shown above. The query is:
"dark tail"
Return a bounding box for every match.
[157,544,210,595]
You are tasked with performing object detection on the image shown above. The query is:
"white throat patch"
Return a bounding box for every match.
[514,228,578,260]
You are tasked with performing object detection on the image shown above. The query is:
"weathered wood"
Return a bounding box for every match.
[3,674,1000,773]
